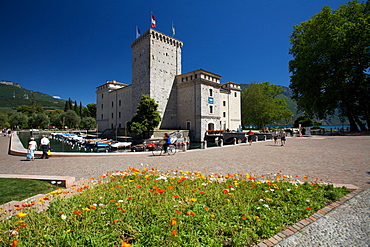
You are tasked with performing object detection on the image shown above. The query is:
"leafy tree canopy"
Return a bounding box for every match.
[289,0,370,131]
[127,94,161,135]
[241,82,292,128]
[8,112,28,129]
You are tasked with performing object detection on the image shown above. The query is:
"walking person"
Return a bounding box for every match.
[28,137,37,161]
[280,130,287,146]
[39,135,50,159]
[247,130,254,145]
[272,129,279,145]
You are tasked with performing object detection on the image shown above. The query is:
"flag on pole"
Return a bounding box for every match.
[151,14,156,28]
[172,23,175,37]
[136,26,141,39]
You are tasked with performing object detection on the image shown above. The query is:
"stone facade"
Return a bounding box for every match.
[96,29,241,142]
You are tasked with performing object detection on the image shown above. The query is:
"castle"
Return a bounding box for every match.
[96,28,241,142]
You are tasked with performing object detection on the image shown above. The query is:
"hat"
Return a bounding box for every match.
[30,137,35,140]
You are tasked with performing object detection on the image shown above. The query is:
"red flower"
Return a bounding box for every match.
[306,207,311,210]
[171,230,177,235]
[20,224,27,227]
[173,195,179,198]
[223,189,229,193]
[241,216,247,220]
[128,196,133,200]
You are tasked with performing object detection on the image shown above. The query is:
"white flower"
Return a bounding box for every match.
[263,204,269,208]
[101,211,106,214]
[61,214,67,220]
[270,189,274,192]
[256,207,261,210]
[287,189,291,191]
[230,187,235,191]
[259,199,264,201]
[201,182,208,187]
[306,199,310,202]
[117,200,124,203]
[157,176,167,180]
[98,203,105,207]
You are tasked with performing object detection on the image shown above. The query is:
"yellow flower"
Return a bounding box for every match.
[225,199,230,203]
[255,216,261,221]
[188,198,197,202]
[83,208,91,212]
[16,212,28,218]
[210,214,215,217]
[15,220,24,223]
[65,229,71,233]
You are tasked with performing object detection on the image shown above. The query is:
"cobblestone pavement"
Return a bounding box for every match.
[1,134,369,246]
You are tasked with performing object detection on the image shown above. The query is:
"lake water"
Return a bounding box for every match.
[18,131,206,153]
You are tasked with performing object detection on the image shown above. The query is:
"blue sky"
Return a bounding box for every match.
[1,0,347,106]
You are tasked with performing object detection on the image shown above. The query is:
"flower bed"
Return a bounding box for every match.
[0,168,349,246]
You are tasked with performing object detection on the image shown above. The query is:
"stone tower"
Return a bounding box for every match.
[130,29,183,128]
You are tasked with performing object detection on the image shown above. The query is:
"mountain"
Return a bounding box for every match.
[0,81,66,113]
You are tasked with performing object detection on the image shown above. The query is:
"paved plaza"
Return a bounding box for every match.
[1,134,369,246]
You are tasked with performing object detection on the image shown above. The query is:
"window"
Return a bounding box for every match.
[210,106,213,114]
[235,92,237,97]
[186,121,191,130]
[119,100,121,106]
[111,113,114,118]
[101,94,104,98]
[223,112,226,117]
[101,114,103,120]
[223,101,226,106]
[112,101,114,107]
[209,89,213,96]
[101,104,103,109]
[119,112,121,118]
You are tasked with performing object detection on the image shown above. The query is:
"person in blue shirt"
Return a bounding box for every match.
[163,133,171,153]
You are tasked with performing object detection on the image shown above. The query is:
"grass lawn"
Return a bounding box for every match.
[0,178,59,205]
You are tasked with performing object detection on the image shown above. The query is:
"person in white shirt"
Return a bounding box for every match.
[39,135,50,159]
[28,137,37,161]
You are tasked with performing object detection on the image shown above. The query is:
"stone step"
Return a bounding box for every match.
[0,174,75,188]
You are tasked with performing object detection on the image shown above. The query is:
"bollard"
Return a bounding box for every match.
[203,141,207,149]
[220,139,223,147]
[182,142,187,152]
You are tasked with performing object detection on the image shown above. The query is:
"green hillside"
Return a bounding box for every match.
[0,83,66,113]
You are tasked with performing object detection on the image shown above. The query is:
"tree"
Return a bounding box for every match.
[8,112,29,129]
[0,113,8,129]
[241,82,292,128]
[59,110,81,129]
[294,115,314,128]
[289,0,370,131]
[28,113,49,129]
[80,117,96,130]
[127,94,161,136]
[86,103,96,118]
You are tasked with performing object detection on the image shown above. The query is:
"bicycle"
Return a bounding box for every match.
[152,142,176,156]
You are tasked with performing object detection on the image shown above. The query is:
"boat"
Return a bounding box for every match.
[110,142,132,149]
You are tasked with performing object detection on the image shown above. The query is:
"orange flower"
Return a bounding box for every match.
[175,209,182,214]
[204,207,209,211]
[113,219,119,223]
[169,219,176,226]
[121,242,132,247]
[171,230,177,235]
[20,224,27,227]
[241,216,247,220]
[199,191,205,194]
[137,185,142,188]
[73,210,82,216]
[173,195,179,198]
[89,205,97,210]
[127,196,133,200]
[167,186,175,189]
[11,239,18,247]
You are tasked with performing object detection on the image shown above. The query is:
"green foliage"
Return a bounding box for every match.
[289,0,370,131]
[0,178,58,205]
[28,113,50,129]
[59,110,81,129]
[85,103,96,118]
[127,94,161,135]
[80,117,96,130]
[8,112,29,129]
[0,113,8,129]
[241,82,292,128]
[0,170,350,246]
[294,115,314,127]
